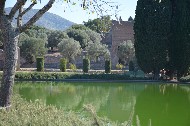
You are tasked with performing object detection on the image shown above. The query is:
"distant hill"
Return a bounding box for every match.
[5,7,74,31]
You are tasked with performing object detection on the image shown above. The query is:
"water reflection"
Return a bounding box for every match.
[133,84,190,126]
[14,82,190,125]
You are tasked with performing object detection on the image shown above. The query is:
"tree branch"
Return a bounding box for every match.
[19,0,55,33]
[0,0,6,15]
[19,2,36,18]
[17,2,36,27]
[8,0,26,21]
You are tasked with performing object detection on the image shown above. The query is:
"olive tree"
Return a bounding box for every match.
[85,41,110,61]
[66,29,89,49]
[117,40,134,65]
[48,31,69,50]
[20,37,47,63]
[58,38,81,63]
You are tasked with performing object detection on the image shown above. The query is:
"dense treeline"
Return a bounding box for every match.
[134,0,190,79]
[0,24,110,64]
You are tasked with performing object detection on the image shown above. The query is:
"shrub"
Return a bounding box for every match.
[180,75,190,82]
[105,60,111,73]
[83,58,90,73]
[69,63,77,71]
[36,57,44,71]
[60,58,67,72]
[116,63,124,70]
[1,71,149,80]
[129,61,134,71]
[0,94,123,126]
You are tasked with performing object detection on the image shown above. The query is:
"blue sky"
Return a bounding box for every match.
[5,0,137,24]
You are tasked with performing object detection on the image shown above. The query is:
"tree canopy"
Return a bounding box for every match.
[85,41,110,61]
[66,25,102,49]
[134,0,171,79]
[83,15,112,34]
[134,0,190,79]
[48,30,69,50]
[58,38,81,63]
[117,40,134,65]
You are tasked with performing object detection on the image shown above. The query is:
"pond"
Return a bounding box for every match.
[14,82,190,126]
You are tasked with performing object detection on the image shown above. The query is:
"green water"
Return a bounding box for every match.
[14,82,190,126]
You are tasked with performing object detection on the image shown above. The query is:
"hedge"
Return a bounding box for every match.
[0,71,150,81]
[60,58,67,72]
[83,58,90,73]
[105,60,111,73]
[36,57,44,72]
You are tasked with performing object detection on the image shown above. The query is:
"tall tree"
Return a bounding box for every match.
[134,0,170,79]
[0,0,55,108]
[168,0,190,79]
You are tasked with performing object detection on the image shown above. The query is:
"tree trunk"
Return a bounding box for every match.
[0,15,19,108]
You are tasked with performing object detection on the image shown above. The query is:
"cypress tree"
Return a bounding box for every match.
[134,0,170,79]
[168,0,190,78]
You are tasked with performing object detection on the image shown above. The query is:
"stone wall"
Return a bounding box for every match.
[104,20,134,67]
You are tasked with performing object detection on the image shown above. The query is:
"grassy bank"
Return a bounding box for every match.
[0,94,127,126]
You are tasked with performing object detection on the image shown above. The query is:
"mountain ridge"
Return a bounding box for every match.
[5,7,75,31]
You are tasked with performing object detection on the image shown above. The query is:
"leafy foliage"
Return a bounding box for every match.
[134,0,170,78]
[58,38,81,63]
[24,25,50,42]
[48,31,69,50]
[20,37,47,63]
[69,63,77,71]
[83,16,112,34]
[66,29,89,49]
[117,40,134,65]
[168,0,190,78]
[36,57,44,72]
[66,25,103,49]
[83,58,90,73]
[105,60,111,73]
[116,64,124,70]
[60,58,67,72]
[0,94,122,126]
[85,41,110,61]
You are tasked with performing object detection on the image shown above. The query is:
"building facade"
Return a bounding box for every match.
[103,19,134,67]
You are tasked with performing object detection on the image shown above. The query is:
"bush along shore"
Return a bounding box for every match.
[0,71,149,81]
[179,75,190,83]
[0,94,128,126]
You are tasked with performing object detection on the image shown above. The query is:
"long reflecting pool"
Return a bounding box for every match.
[14,82,190,126]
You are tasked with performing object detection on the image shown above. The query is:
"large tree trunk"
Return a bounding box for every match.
[0,15,19,108]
